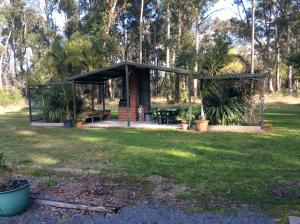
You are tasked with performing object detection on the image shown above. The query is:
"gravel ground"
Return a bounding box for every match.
[0,202,275,224]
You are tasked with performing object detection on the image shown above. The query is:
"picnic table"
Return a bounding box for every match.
[152,108,181,124]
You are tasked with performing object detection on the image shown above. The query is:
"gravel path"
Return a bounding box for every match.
[0,202,275,224]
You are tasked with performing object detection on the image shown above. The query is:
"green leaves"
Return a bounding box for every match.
[198,35,247,76]
[204,87,246,125]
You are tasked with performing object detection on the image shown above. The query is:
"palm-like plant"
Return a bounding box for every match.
[198,36,247,77]
[197,35,249,124]
[203,88,246,125]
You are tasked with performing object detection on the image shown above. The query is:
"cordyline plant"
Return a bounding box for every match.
[198,82,218,120]
[0,152,13,190]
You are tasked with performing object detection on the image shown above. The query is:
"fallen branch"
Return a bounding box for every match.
[32,198,118,213]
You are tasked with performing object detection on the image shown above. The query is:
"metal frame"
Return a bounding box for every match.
[28,62,269,129]
[68,62,191,128]
[197,73,270,129]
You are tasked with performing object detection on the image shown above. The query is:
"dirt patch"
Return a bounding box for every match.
[30,174,146,208]
[269,180,300,200]
[21,169,196,218]
[145,175,193,208]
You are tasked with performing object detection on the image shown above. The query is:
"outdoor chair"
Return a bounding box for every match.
[159,110,169,124]
[152,108,160,124]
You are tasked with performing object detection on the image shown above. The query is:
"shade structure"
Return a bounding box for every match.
[67,61,191,127]
[68,61,191,84]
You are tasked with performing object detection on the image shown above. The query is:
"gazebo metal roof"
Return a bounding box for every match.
[68,61,191,83]
[198,72,270,80]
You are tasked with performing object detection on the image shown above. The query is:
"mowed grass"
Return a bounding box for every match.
[0,103,299,220]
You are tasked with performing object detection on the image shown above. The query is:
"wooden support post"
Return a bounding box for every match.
[91,84,95,110]
[260,77,266,129]
[125,64,130,127]
[102,82,105,112]
[72,81,76,122]
[28,84,32,123]
[188,76,192,128]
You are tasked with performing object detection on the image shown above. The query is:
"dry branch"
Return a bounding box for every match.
[33,198,118,213]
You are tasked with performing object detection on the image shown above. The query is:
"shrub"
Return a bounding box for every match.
[0,89,23,107]
[0,152,13,190]
[203,87,246,125]
[44,86,83,122]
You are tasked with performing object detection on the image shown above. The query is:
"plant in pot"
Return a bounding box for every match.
[0,152,30,216]
[195,86,213,132]
[195,108,209,132]
[75,113,85,128]
[63,108,73,127]
[177,111,189,131]
[61,85,73,128]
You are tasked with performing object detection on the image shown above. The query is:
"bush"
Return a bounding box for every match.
[44,86,83,122]
[203,87,246,125]
[0,89,23,107]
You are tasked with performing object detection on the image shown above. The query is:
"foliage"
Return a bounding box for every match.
[203,87,246,125]
[286,53,300,79]
[76,113,85,122]
[0,89,23,107]
[0,152,12,189]
[198,35,248,76]
[177,109,194,124]
[44,86,83,122]
[177,110,189,123]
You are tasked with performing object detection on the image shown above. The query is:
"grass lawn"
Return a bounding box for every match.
[0,102,299,221]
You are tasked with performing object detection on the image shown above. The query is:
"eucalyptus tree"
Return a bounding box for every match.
[231,0,300,92]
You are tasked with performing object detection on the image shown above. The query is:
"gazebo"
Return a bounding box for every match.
[28,61,270,130]
[68,61,191,127]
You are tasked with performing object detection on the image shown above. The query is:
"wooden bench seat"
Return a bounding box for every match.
[83,111,102,123]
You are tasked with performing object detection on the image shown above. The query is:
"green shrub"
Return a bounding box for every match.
[203,87,246,125]
[0,89,23,107]
[44,86,83,122]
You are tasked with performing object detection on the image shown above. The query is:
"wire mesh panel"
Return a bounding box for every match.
[29,83,76,123]
[199,74,269,126]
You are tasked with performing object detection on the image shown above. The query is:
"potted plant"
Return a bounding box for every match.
[195,110,209,132]
[0,153,30,216]
[63,108,73,127]
[177,111,189,130]
[61,86,73,128]
[75,113,85,128]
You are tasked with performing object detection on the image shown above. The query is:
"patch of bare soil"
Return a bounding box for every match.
[30,174,146,208]
[145,175,195,208]
[269,180,300,200]
[27,173,194,214]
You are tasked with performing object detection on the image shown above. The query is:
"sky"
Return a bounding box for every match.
[210,0,244,20]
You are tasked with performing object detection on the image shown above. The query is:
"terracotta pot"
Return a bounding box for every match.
[76,122,84,128]
[181,122,189,131]
[103,110,111,120]
[195,120,209,132]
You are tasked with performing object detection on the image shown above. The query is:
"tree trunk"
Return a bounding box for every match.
[165,2,171,101]
[108,79,114,101]
[174,11,183,103]
[275,38,281,92]
[166,3,170,67]
[193,16,200,102]
[269,76,274,92]
[139,0,144,63]
[287,25,293,93]
[251,0,255,74]
[0,30,12,90]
